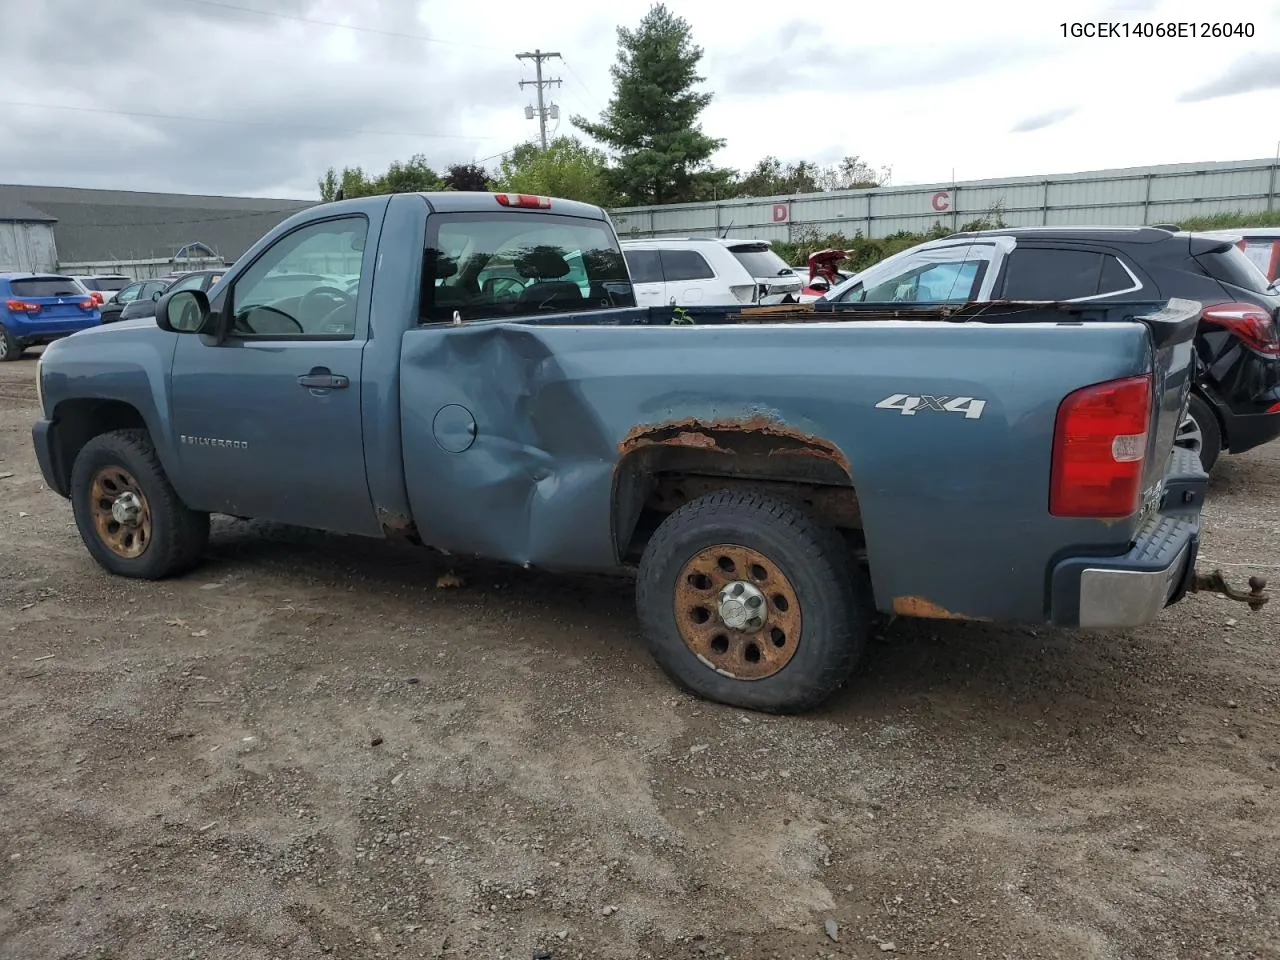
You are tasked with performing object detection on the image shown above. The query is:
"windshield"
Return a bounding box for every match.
[10,277,84,298]
[422,212,634,323]
[729,245,795,279]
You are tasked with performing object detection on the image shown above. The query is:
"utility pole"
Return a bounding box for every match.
[516,49,562,150]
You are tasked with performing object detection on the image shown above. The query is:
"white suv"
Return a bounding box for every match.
[619,237,802,307]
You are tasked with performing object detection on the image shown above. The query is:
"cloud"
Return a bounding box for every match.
[1178,56,1280,102]
[1010,107,1076,133]
[0,0,530,198]
[712,38,1058,98]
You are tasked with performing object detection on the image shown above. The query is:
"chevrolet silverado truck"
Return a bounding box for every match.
[30,192,1269,713]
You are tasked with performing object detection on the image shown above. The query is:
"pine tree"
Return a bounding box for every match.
[573,3,725,205]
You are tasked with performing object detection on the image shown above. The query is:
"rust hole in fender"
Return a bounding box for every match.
[618,416,852,477]
[892,595,985,621]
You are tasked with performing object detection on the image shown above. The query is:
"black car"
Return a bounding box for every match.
[822,226,1280,471]
[117,269,227,323]
[99,278,171,323]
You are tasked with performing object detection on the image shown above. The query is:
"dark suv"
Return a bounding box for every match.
[821,226,1280,471]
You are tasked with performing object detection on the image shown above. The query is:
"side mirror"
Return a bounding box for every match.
[809,278,830,292]
[157,289,211,334]
[151,290,163,301]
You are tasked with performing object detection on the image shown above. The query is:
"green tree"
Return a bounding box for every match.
[494,137,618,207]
[815,156,890,191]
[728,155,890,199]
[734,157,824,197]
[318,154,442,200]
[443,163,491,192]
[573,3,724,205]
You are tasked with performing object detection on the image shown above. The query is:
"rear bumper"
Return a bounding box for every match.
[5,317,101,342]
[1220,401,1280,455]
[1049,447,1205,629]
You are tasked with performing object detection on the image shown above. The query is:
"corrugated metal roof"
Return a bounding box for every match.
[0,184,315,262]
[0,196,56,222]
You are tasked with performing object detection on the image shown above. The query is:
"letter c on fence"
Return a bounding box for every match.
[772,203,790,223]
[931,191,950,212]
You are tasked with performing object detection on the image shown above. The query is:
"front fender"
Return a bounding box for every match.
[39,328,182,493]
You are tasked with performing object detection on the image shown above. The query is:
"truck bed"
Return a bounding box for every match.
[394,298,1199,622]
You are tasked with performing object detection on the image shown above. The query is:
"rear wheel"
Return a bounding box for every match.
[636,490,871,714]
[1177,393,1222,473]
[0,324,22,361]
[70,429,209,579]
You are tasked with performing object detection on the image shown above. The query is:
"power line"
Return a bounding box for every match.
[560,58,606,112]
[172,0,503,50]
[0,100,501,141]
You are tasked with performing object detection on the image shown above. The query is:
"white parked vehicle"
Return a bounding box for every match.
[619,237,802,307]
[69,274,132,305]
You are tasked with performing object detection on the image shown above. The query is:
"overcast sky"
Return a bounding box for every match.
[0,0,1277,200]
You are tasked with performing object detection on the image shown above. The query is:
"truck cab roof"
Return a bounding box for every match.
[320,191,612,222]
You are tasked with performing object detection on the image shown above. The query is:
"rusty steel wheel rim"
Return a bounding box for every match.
[89,466,152,559]
[673,543,803,681]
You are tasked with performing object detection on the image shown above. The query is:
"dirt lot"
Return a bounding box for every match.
[1,354,1277,960]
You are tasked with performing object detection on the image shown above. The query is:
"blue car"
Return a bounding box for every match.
[1,272,103,361]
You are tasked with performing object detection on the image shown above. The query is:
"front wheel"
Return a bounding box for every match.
[70,429,210,579]
[635,490,871,714]
[1176,393,1222,473]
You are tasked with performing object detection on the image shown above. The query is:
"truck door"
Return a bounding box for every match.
[167,212,382,536]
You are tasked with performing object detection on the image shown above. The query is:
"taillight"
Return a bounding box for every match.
[78,299,96,311]
[728,284,757,304]
[89,291,104,305]
[1050,373,1152,518]
[494,193,552,209]
[5,299,40,314]
[1201,301,1280,356]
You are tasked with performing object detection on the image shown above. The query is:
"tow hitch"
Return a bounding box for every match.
[1189,569,1270,612]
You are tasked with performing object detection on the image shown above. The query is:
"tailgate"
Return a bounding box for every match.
[1133,298,1201,502]
[7,277,95,321]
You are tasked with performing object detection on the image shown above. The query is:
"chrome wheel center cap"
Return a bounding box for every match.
[111,492,142,526]
[717,581,766,632]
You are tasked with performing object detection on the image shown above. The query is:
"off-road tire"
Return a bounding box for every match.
[0,323,22,361]
[636,490,872,714]
[70,429,210,579]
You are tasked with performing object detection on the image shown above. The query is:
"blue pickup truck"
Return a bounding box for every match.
[30,192,1268,712]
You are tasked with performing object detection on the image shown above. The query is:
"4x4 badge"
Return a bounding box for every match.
[875,393,987,420]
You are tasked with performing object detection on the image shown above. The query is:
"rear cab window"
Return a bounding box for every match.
[421,213,635,323]
[10,277,84,298]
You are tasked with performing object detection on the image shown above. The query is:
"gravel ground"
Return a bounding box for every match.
[1,353,1278,960]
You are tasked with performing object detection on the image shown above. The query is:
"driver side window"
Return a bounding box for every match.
[227,216,367,339]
